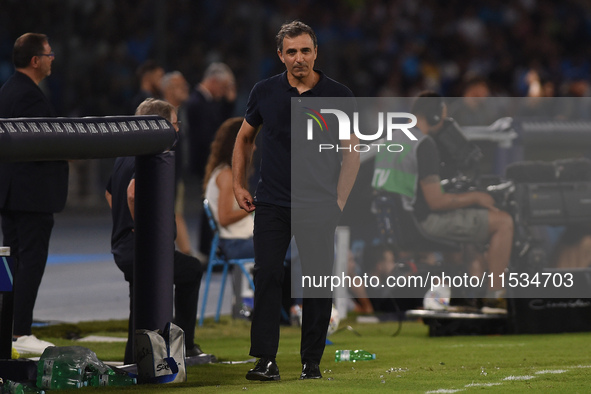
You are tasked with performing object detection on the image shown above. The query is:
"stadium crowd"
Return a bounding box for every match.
[2,0,591,118]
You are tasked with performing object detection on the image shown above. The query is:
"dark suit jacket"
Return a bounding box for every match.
[185,87,234,177]
[0,71,69,213]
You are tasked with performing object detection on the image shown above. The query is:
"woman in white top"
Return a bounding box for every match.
[203,118,301,309]
[204,117,255,259]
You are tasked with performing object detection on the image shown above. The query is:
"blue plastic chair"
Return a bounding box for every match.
[199,199,255,326]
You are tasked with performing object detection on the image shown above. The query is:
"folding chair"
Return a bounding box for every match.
[373,192,462,252]
[198,199,255,326]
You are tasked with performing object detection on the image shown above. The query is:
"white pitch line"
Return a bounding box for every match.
[535,370,567,374]
[465,382,503,387]
[503,375,536,381]
[443,343,525,348]
[430,365,584,393]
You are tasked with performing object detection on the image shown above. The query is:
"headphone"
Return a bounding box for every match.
[426,97,445,126]
[412,93,445,126]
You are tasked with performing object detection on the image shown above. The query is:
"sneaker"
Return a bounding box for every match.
[186,344,218,363]
[423,285,451,311]
[447,297,480,313]
[447,305,480,313]
[186,344,204,357]
[481,297,507,315]
[12,335,54,354]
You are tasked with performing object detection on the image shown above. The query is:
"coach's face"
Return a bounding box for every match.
[278,34,317,80]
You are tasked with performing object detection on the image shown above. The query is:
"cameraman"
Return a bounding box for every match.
[373,92,513,306]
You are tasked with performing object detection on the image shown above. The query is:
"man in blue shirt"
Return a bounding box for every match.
[232,21,359,381]
[106,99,204,364]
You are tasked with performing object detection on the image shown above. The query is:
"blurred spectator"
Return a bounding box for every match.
[203,117,254,260]
[347,251,374,314]
[161,71,193,256]
[186,62,236,180]
[448,76,496,126]
[130,60,164,112]
[162,71,190,109]
[560,78,591,120]
[553,227,591,269]
[365,245,423,313]
[203,117,300,319]
[186,62,236,259]
[517,69,559,118]
[448,76,501,174]
[526,70,555,98]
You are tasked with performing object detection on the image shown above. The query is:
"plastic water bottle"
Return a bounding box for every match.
[45,359,83,377]
[37,359,83,389]
[36,346,113,390]
[36,347,59,386]
[89,374,137,387]
[86,363,116,376]
[335,349,376,362]
[39,376,84,390]
[1,380,45,394]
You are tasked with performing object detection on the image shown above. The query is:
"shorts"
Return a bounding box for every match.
[419,208,489,244]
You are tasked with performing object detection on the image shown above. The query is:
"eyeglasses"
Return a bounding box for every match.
[37,52,55,59]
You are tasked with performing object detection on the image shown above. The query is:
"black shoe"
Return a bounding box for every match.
[300,362,322,379]
[186,344,204,357]
[246,358,280,381]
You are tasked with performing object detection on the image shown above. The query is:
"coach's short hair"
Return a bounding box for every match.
[135,98,176,123]
[13,33,48,69]
[276,21,317,53]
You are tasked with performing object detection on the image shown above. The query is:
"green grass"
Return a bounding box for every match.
[28,316,591,393]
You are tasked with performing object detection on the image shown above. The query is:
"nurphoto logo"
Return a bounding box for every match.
[304,107,417,152]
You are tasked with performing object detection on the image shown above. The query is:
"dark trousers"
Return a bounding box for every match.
[1,209,54,336]
[114,234,202,364]
[250,202,341,364]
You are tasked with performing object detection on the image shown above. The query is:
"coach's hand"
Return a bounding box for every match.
[234,186,256,213]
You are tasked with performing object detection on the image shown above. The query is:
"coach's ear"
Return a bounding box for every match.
[277,49,285,64]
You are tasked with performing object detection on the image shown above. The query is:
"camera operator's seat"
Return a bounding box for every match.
[374,192,461,252]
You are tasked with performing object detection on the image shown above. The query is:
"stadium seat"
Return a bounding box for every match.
[198,199,255,326]
[373,192,461,252]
